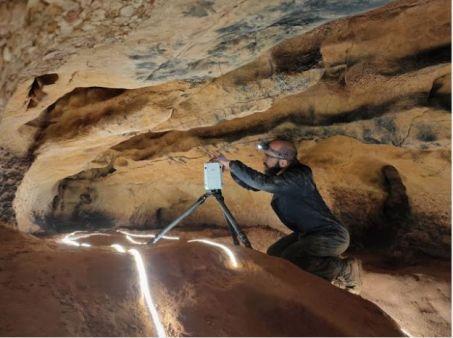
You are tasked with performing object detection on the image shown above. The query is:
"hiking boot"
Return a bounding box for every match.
[333,257,362,295]
[344,257,362,294]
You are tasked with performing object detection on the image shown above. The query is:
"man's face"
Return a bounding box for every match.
[263,154,280,174]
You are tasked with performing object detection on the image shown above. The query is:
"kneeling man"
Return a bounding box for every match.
[215,139,361,294]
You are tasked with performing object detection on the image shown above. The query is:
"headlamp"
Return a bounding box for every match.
[256,140,296,160]
[256,141,270,151]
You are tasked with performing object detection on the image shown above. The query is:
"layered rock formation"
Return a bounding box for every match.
[0,0,450,260]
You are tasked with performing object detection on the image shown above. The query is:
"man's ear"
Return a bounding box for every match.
[279,159,289,168]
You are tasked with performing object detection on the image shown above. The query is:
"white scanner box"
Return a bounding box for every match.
[204,163,223,191]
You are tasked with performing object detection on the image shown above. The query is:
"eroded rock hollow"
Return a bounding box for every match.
[0,0,451,336]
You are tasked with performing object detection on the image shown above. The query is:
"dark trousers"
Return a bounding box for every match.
[267,226,350,281]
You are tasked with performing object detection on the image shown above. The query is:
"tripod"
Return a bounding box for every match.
[150,189,252,248]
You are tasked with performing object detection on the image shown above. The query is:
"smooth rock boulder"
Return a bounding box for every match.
[0,226,404,336]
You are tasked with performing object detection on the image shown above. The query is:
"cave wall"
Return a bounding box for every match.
[0,147,30,225]
[0,0,391,154]
[0,0,450,257]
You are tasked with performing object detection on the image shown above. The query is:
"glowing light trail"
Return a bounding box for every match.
[118,230,154,238]
[70,232,111,241]
[61,235,87,247]
[126,234,147,245]
[188,239,239,268]
[61,237,81,246]
[61,231,85,246]
[401,328,412,337]
[111,244,126,253]
[60,232,167,337]
[118,230,179,241]
[110,243,166,338]
[60,231,110,247]
[128,248,167,338]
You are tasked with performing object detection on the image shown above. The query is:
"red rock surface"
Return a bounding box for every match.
[0,226,404,336]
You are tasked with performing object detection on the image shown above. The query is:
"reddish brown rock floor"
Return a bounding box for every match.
[0,225,407,337]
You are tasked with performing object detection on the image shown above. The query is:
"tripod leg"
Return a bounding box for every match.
[213,192,253,249]
[224,215,240,246]
[151,193,209,244]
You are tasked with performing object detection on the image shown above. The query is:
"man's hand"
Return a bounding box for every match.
[211,154,230,170]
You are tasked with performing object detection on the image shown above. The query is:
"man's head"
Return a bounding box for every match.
[257,139,297,174]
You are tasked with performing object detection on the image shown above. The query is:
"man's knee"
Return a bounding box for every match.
[280,241,306,261]
[266,232,299,257]
[335,227,350,255]
[308,226,350,257]
[267,242,289,257]
[280,248,313,271]
[266,245,281,257]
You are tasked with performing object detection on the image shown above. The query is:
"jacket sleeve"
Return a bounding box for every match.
[229,160,289,193]
[231,172,260,191]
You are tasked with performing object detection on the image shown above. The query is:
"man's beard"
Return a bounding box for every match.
[264,163,281,176]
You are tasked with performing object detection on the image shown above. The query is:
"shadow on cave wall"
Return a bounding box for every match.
[339,164,451,262]
[33,210,115,234]
[358,165,411,250]
[31,164,118,234]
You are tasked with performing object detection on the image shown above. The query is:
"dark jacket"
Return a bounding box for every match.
[230,160,343,235]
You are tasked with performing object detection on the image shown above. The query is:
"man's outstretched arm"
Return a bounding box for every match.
[229,160,286,193]
[231,171,260,191]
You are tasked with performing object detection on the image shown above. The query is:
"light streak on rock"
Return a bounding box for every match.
[188,239,239,268]
[61,237,81,246]
[118,230,179,241]
[60,235,166,337]
[118,230,155,238]
[111,244,166,336]
[60,231,109,247]
[61,231,85,246]
[126,234,147,245]
[401,328,413,337]
[70,232,111,241]
[161,234,180,240]
[111,244,126,253]
[128,249,167,338]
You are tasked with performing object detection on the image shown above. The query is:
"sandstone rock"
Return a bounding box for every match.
[2,46,11,62]
[0,225,403,336]
[120,5,135,17]
[0,0,450,260]
[0,147,30,226]
[64,9,80,23]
